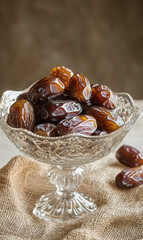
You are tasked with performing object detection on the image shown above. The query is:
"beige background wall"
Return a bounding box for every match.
[0,0,143,98]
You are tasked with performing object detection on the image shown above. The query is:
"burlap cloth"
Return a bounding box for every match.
[0,101,143,240]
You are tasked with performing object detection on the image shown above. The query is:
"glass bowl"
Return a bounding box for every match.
[0,87,142,222]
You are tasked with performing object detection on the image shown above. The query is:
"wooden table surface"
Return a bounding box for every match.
[0,100,143,169]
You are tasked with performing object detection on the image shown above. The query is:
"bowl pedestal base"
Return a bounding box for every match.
[33,165,97,222]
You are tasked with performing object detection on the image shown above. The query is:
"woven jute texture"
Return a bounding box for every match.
[0,101,143,240]
[0,151,143,240]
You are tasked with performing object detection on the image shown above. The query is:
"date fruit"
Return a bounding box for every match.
[91,84,117,110]
[41,100,82,123]
[115,166,143,189]
[54,92,72,101]
[50,66,73,90]
[7,100,35,131]
[86,106,124,133]
[33,123,58,137]
[27,77,65,103]
[17,93,28,101]
[116,145,143,167]
[69,73,92,103]
[17,95,44,125]
[57,115,97,135]
[32,103,44,125]
[7,66,126,137]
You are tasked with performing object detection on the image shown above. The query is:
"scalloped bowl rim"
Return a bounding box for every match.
[0,88,142,141]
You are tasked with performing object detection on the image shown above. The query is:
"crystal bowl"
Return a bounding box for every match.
[0,88,142,222]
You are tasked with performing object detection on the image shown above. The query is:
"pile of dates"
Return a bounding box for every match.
[7,66,124,137]
[115,145,143,189]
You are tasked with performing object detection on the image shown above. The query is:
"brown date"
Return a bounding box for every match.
[27,77,65,103]
[92,129,107,136]
[86,106,124,133]
[17,94,46,124]
[17,95,44,125]
[54,92,72,101]
[7,100,35,131]
[17,92,28,101]
[32,103,45,125]
[115,166,143,189]
[69,73,92,103]
[116,145,143,167]
[33,123,58,137]
[41,100,82,123]
[57,115,97,136]
[91,84,117,110]
[50,66,73,91]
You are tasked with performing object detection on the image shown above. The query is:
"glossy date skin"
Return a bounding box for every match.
[17,92,28,101]
[86,106,124,133]
[57,115,97,136]
[91,84,117,110]
[116,145,143,167]
[69,73,92,103]
[7,100,35,131]
[17,93,44,125]
[33,123,58,137]
[115,166,143,189]
[41,100,82,123]
[27,77,65,103]
[50,66,73,91]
